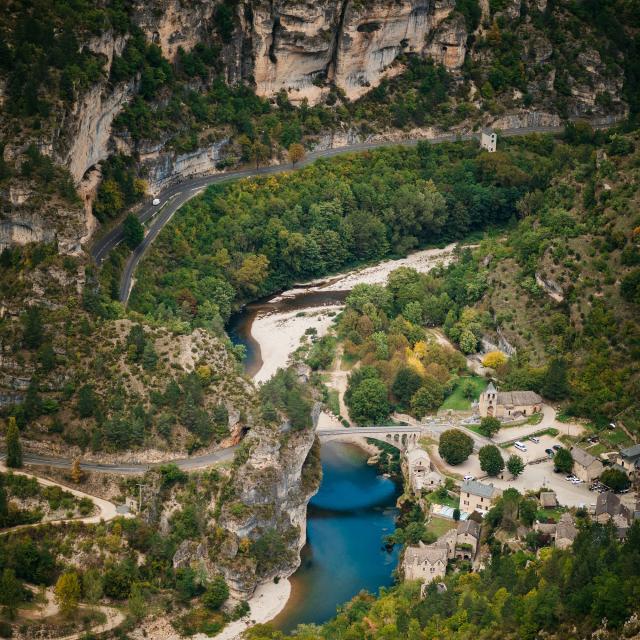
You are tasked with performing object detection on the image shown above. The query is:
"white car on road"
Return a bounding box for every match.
[152,198,161,206]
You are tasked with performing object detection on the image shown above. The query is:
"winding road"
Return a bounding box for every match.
[89,117,623,304]
[0,463,129,534]
[0,444,237,476]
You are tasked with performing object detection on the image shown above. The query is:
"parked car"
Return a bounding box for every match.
[514,441,527,452]
[463,474,475,482]
[553,445,562,451]
[572,478,583,484]
[530,436,540,444]
[545,448,554,457]
[566,475,576,482]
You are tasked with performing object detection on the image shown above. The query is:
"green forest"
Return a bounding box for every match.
[129,136,566,327]
[130,127,640,432]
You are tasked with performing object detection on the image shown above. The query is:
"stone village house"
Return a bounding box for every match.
[617,444,640,476]
[534,513,578,550]
[460,479,500,516]
[406,448,443,494]
[403,520,482,585]
[478,382,542,419]
[403,542,448,582]
[595,491,632,538]
[570,446,604,482]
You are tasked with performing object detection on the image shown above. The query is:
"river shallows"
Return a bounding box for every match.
[272,441,400,632]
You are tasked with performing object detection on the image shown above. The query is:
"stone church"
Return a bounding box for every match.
[478,382,542,418]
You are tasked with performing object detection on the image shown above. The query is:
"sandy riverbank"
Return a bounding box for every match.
[252,305,342,383]
[201,579,291,640]
[251,244,461,383]
[281,243,458,296]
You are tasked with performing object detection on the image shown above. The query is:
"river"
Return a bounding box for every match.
[272,441,400,631]
[225,244,458,632]
[228,294,401,631]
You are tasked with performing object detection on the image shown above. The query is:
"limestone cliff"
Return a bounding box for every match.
[251,0,458,102]
[0,0,632,256]
[165,421,321,601]
[216,423,320,599]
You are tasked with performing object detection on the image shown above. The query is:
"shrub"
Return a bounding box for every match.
[599,468,630,492]
[482,351,507,369]
[553,448,573,474]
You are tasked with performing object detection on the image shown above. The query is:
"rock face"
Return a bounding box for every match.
[133,0,216,63]
[251,0,458,102]
[139,138,232,192]
[425,13,467,70]
[217,423,320,599]
[56,32,131,183]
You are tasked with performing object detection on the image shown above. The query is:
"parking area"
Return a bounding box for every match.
[490,458,595,507]
[502,434,559,464]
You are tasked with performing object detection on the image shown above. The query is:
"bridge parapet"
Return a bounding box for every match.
[316,425,423,450]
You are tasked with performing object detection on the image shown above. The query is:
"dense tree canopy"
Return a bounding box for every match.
[479,444,505,476]
[439,429,474,465]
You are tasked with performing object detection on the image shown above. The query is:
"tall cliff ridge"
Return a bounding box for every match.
[167,420,321,601]
[251,0,458,103]
[0,0,636,256]
[216,421,320,598]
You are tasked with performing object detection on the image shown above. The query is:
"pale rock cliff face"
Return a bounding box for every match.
[139,138,232,192]
[0,193,88,255]
[58,33,131,183]
[425,13,467,70]
[252,0,342,104]
[252,0,457,103]
[132,0,216,63]
[216,421,320,599]
[332,0,455,100]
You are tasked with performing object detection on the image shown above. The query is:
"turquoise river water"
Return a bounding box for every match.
[272,441,400,632]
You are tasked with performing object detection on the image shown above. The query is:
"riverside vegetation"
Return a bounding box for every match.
[132,126,640,436]
[1,0,640,635]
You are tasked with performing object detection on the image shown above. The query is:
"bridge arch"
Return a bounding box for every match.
[316,426,423,451]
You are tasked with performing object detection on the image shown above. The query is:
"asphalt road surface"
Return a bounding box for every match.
[88,119,621,304]
[0,445,237,476]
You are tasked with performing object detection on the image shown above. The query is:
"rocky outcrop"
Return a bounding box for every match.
[251,0,457,103]
[481,326,517,356]
[216,423,320,599]
[63,79,135,185]
[56,32,131,184]
[535,271,564,302]
[252,0,343,104]
[425,13,467,70]
[140,138,232,192]
[0,197,88,256]
[132,0,216,63]
[332,0,455,100]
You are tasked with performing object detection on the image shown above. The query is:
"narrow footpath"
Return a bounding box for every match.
[0,463,128,533]
[2,465,129,637]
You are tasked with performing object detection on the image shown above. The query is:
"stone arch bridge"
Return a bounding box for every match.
[315,425,424,450]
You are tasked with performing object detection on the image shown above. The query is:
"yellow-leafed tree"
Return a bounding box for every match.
[482,351,508,369]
